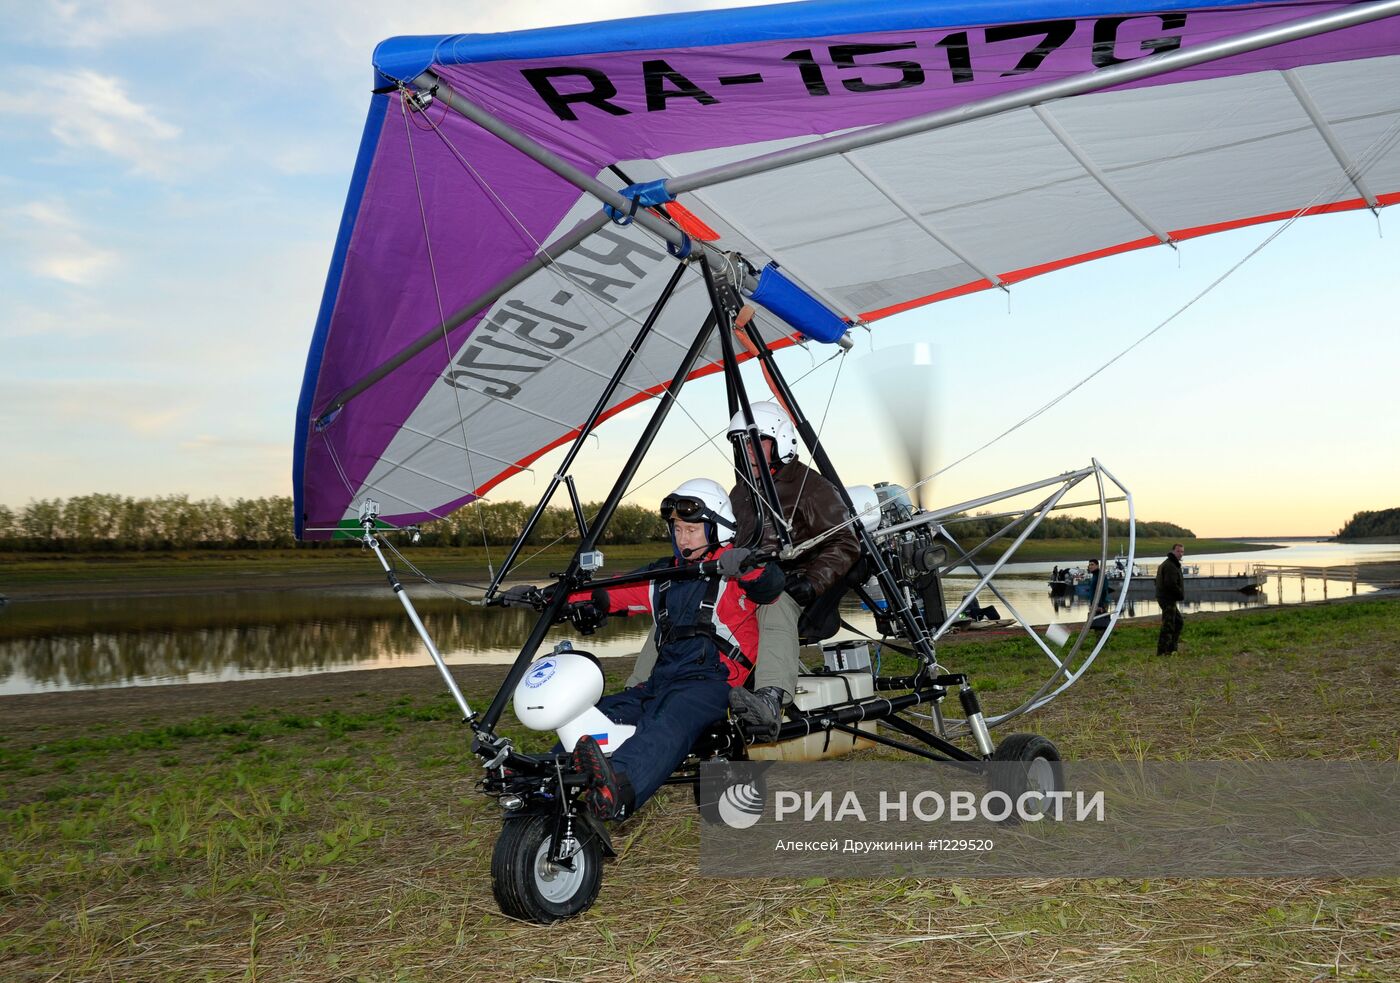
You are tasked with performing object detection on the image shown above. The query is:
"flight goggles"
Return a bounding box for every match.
[659,494,733,528]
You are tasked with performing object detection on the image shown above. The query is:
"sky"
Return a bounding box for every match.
[2,0,1397,539]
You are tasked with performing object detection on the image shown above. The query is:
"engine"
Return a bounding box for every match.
[864,482,950,636]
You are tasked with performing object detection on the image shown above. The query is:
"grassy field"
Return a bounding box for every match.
[2,596,1397,981]
[0,538,1274,600]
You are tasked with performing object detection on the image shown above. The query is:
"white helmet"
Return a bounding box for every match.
[660,477,736,545]
[727,401,799,465]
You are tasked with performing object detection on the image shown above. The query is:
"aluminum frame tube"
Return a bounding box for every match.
[663,0,1400,196]
[697,253,790,549]
[826,720,973,765]
[873,467,1099,543]
[798,464,1098,561]
[942,495,1126,525]
[365,533,474,721]
[483,259,688,598]
[478,311,720,734]
[963,461,1136,731]
[414,71,692,255]
[935,529,1064,670]
[932,479,1078,636]
[1086,461,1113,615]
[737,321,938,664]
[770,689,979,761]
[941,507,1058,575]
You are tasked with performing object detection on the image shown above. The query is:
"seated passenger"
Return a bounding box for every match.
[724,400,862,739]
[566,479,784,821]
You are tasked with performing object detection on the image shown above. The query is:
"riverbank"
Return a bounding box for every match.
[0,538,1276,602]
[0,593,1387,728]
[3,595,1397,981]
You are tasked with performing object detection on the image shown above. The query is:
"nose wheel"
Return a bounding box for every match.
[491,813,603,924]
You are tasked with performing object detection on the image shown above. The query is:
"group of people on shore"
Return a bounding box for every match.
[1073,547,1188,655]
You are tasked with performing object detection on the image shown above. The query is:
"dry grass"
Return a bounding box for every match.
[2,597,1398,982]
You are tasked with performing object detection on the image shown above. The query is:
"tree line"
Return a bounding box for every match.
[940,513,1191,545]
[1336,508,1400,540]
[0,493,1192,552]
[0,495,299,551]
[0,495,671,552]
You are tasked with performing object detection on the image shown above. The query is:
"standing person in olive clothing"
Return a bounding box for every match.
[1155,543,1186,655]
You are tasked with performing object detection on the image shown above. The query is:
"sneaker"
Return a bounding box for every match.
[571,734,628,821]
[729,686,786,742]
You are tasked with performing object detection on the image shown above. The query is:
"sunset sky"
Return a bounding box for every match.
[4,0,1397,538]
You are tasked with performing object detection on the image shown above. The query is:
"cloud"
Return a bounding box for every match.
[2,199,118,285]
[0,379,194,437]
[29,1,229,48]
[0,383,291,502]
[34,250,114,285]
[0,69,180,178]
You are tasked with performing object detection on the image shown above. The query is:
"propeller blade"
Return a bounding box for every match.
[859,342,941,510]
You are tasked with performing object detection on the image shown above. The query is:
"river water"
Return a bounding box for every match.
[2,541,1396,695]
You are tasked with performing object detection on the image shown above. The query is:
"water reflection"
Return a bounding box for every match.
[3,540,1394,695]
[1048,590,1269,617]
[0,600,653,694]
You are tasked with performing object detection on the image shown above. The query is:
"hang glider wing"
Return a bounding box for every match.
[295,0,1400,538]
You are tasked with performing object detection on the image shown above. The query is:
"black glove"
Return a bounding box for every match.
[566,590,610,636]
[499,584,544,609]
[715,547,753,579]
[784,573,817,606]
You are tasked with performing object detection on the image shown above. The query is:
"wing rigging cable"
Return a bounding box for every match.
[789,106,1400,559]
[482,340,849,582]
[296,0,1400,539]
[396,86,496,572]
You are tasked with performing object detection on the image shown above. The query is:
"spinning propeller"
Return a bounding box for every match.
[858,342,943,511]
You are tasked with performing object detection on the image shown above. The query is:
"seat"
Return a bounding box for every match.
[797,557,872,645]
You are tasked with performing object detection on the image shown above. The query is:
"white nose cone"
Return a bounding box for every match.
[512,653,605,731]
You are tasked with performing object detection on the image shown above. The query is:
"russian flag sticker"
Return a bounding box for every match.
[589,733,610,746]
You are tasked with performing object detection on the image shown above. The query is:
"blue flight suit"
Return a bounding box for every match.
[594,577,733,809]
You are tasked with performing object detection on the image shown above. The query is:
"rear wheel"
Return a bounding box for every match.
[491,813,602,924]
[988,733,1063,824]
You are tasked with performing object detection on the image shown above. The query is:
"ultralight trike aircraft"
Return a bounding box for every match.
[294,0,1400,923]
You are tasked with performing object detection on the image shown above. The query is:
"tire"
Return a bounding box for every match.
[987,733,1064,825]
[693,760,767,827]
[491,813,603,924]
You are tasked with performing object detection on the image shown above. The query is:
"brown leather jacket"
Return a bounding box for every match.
[729,459,861,595]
